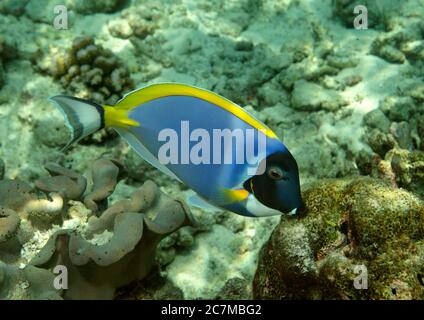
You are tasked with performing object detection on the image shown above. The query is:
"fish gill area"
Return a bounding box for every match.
[0,0,423,300]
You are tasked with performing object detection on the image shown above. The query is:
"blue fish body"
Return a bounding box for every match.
[49,83,305,217]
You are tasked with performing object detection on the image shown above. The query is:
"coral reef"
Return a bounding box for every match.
[39,36,133,105]
[388,148,424,199]
[253,177,424,299]
[360,75,424,200]
[109,2,162,39]
[371,21,424,64]
[0,159,194,299]
[0,261,62,300]
[1,0,424,300]
[31,179,192,300]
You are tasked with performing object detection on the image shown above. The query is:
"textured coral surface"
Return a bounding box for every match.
[1,0,424,300]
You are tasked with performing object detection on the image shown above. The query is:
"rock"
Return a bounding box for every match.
[0,0,29,16]
[71,0,128,14]
[379,96,417,122]
[215,277,252,299]
[370,20,424,65]
[389,148,424,199]
[25,0,58,23]
[400,82,424,102]
[363,109,391,133]
[115,272,184,300]
[389,122,413,150]
[291,80,346,111]
[366,129,397,158]
[33,117,71,148]
[378,45,406,64]
[253,177,424,299]
[0,159,4,180]
[108,19,133,39]
[0,262,62,299]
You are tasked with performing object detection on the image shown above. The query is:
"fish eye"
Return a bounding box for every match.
[267,166,287,180]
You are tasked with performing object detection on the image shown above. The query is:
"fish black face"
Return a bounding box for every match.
[244,151,304,216]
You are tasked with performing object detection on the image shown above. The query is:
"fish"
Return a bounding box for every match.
[49,83,305,217]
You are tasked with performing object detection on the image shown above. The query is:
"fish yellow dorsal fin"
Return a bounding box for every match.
[114,83,278,139]
[103,105,140,128]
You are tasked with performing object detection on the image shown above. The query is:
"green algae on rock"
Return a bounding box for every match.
[389,148,424,200]
[253,177,424,299]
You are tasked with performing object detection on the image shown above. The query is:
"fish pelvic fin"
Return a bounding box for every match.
[49,95,105,150]
[103,105,140,128]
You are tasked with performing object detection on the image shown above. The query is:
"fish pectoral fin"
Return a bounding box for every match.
[208,188,249,206]
[187,194,223,212]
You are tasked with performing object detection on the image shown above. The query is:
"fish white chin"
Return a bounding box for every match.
[288,207,297,216]
[246,194,283,217]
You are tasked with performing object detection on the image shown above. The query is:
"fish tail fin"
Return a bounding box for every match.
[49,95,105,149]
[49,95,139,150]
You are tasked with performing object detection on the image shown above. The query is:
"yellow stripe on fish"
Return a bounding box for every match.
[222,188,249,202]
[114,83,278,139]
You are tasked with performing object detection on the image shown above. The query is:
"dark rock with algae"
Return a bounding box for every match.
[253,177,424,299]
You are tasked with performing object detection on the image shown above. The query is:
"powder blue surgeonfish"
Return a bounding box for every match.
[49,83,305,217]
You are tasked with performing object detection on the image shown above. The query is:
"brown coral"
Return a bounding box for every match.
[83,159,124,213]
[35,163,87,201]
[31,179,193,300]
[43,36,133,105]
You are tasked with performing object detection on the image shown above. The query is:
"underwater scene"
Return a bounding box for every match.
[0,0,423,301]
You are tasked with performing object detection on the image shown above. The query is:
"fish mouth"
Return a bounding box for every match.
[295,202,308,218]
[286,202,307,218]
[288,208,297,216]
